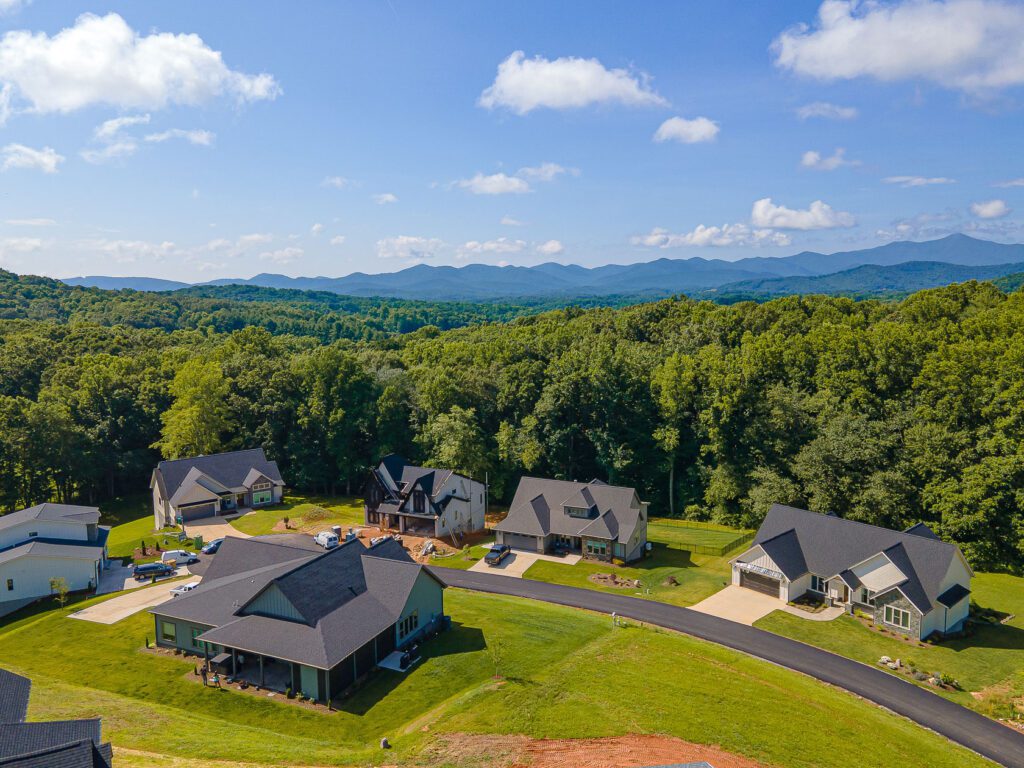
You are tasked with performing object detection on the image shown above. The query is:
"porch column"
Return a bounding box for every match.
[231,649,237,676]
[325,670,331,704]
[259,655,265,687]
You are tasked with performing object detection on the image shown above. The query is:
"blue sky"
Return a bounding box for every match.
[0,0,1022,281]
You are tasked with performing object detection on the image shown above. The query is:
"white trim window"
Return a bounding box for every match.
[252,482,272,491]
[810,574,827,593]
[858,587,874,605]
[884,604,911,630]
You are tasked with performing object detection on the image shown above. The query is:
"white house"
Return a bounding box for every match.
[151,448,285,528]
[0,503,109,617]
[731,504,973,640]
[364,454,486,538]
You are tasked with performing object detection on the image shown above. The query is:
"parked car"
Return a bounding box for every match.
[314,531,339,549]
[133,562,175,581]
[484,544,512,566]
[170,581,200,597]
[201,538,224,555]
[160,549,199,566]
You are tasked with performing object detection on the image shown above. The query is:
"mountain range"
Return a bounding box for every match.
[61,234,1024,301]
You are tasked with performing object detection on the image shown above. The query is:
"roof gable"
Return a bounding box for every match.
[156,448,283,500]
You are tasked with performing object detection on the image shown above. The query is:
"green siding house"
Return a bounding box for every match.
[150,534,446,702]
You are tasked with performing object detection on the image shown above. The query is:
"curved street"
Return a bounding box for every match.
[435,567,1024,768]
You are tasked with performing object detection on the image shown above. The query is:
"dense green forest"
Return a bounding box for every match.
[1,270,1022,571]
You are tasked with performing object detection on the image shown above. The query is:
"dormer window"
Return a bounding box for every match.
[414,491,426,514]
[565,506,591,519]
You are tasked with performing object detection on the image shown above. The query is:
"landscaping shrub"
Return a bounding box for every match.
[303,506,329,523]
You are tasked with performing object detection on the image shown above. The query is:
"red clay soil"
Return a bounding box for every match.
[422,733,770,768]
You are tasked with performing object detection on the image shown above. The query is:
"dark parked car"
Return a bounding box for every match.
[133,562,175,581]
[484,544,512,566]
[201,538,225,555]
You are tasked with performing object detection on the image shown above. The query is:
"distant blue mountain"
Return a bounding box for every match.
[60,234,1024,300]
[62,275,190,291]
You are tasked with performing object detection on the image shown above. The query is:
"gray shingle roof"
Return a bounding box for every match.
[152,536,444,670]
[0,505,100,532]
[154,448,283,499]
[748,505,967,613]
[495,477,644,545]
[937,582,971,608]
[373,454,465,516]
[0,670,29,725]
[0,541,106,568]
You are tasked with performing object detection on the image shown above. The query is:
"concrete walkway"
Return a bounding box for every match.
[69,579,187,624]
[435,567,1024,768]
[468,549,582,578]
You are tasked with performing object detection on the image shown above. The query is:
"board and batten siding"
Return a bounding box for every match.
[397,569,443,644]
[243,583,304,621]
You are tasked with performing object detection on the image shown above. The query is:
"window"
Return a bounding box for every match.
[810,575,827,593]
[190,627,204,649]
[252,490,272,506]
[5,579,12,592]
[160,621,177,643]
[884,605,911,630]
[27,531,37,537]
[585,540,608,556]
[565,506,591,519]
[399,610,419,638]
[252,482,271,491]
[859,588,874,605]
[413,491,426,514]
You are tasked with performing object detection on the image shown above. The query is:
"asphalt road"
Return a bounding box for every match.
[435,567,1024,768]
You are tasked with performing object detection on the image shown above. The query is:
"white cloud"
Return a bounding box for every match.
[310,223,324,236]
[236,232,273,247]
[1,143,63,173]
[80,140,137,164]
[478,50,668,114]
[800,147,859,171]
[373,192,398,205]
[259,246,303,265]
[796,101,858,120]
[456,172,530,195]
[0,13,280,116]
[971,199,1011,218]
[536,239,565,255]
[144,128,215,146]
[751,197,855,230]
[632,224,791,248]
[5,217,55,226]
[0,236,44,264]
[321,176,350,189]
[0,0,26,14]
[654,116,719,144]
[95,114,149,141]
[772,0,1024,93]
[501,215,525,226]
[459,237,526,257]
[994,178,1024,188]
[882,175,956,187]
[376,235,444,260]
[329,235,346,246]
[79,238,176,264]
[517,162,576,181]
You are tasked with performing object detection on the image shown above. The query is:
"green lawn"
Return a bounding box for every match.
[229,495,364,536]
[646,517,753,554]
[0,587,993,767]
[517,521,741,608]
[431,544,491,570]
[101,495,189,560]
[754,571,1024,720]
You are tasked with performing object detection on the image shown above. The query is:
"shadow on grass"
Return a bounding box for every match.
[941,622,1024,653]
[628,543,700,571]
[334,622,486,716]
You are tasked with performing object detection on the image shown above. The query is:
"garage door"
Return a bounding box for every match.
[740,570,780,597]
[179,502,217,522]
[501,533,539,551]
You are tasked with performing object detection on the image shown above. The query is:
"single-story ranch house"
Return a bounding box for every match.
[1,667,113,766]
[732,504,972,640]
[0,504,109,618]
[494,477,648,562]
[150,534,446,703]
[364,454,487,537]
[151,448,284,528]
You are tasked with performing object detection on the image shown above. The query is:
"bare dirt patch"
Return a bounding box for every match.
[421,733,769,768]
[588,572,638,589]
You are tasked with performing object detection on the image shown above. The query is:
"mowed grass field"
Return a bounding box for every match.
[230,495,364,536]
[0,588,994,768]
[755,571,1024,720]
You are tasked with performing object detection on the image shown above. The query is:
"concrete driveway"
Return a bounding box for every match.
[183,514,252,542]
[688,585,781,625]
[69,578,192,624]
[468,549,582,578]
[689,585,845,625]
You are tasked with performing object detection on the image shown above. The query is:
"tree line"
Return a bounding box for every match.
[0,271,1021,571]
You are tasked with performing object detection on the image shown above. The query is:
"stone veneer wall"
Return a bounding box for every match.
[873,589,922,639]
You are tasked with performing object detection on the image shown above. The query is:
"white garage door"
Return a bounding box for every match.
[501,533,539,551]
